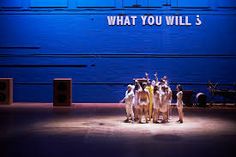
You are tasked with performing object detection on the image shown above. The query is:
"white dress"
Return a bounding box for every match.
[176,91,184,109]
[124,90,134,116]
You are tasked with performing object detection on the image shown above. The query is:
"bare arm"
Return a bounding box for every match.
[135,80,141,89]
[154,72,158,82]
[145,72,150,84]
[119,91,127,103]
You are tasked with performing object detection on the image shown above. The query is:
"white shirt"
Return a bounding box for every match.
[177,91,184,106]
[125,90,134,105]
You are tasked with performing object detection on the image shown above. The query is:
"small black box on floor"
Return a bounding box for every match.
[183,90,194,106]
[0,78,13,105]
[53,78,72,106]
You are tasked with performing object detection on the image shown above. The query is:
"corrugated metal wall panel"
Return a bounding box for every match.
[0,0,236,102]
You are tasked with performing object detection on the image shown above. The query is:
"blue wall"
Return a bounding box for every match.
[0,0,236,102]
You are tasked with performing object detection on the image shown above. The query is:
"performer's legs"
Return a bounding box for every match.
[178,107,184,123]
[152,109,156,123]
[144,105,149,123]
[134,106,139,121]
[167,103,173,120]
[162,112,168,123]
[169,105,172,119]
[129,105,134,122]
[165,112,168,122]
[149,103,153,121]
[157,109,160,121]
[139,105,143,123]
[125,104,129,122]
[177,107,180,122]
[153,109,157,123]
[147,103,150,120]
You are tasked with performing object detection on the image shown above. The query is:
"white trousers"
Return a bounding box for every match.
[125,102,134,120]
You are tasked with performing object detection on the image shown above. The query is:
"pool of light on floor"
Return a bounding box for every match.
[28,115,236,139]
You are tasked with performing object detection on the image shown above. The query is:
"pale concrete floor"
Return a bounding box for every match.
[0,103,236,157]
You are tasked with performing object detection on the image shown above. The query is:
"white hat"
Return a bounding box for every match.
[127,84,133,88]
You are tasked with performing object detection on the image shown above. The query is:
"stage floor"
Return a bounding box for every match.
[0,103,236,157]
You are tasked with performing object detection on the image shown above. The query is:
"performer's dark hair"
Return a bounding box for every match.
[141,83,146,90]
[134,84,139,91]
[177,84,183,91]
[153,85,159,94]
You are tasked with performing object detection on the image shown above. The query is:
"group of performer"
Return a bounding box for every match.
[120,72,184,124]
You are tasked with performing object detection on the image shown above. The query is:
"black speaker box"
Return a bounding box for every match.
[0,78,13,105]
[53,78,72,106]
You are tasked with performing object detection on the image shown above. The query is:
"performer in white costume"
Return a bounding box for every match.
[160,85,169,123]
[176,84,184,123]
[120,84,135,123]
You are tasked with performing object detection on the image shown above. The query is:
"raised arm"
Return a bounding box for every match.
[135,80,142,90]
[145,72,150,84]
[154,72,158,82]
